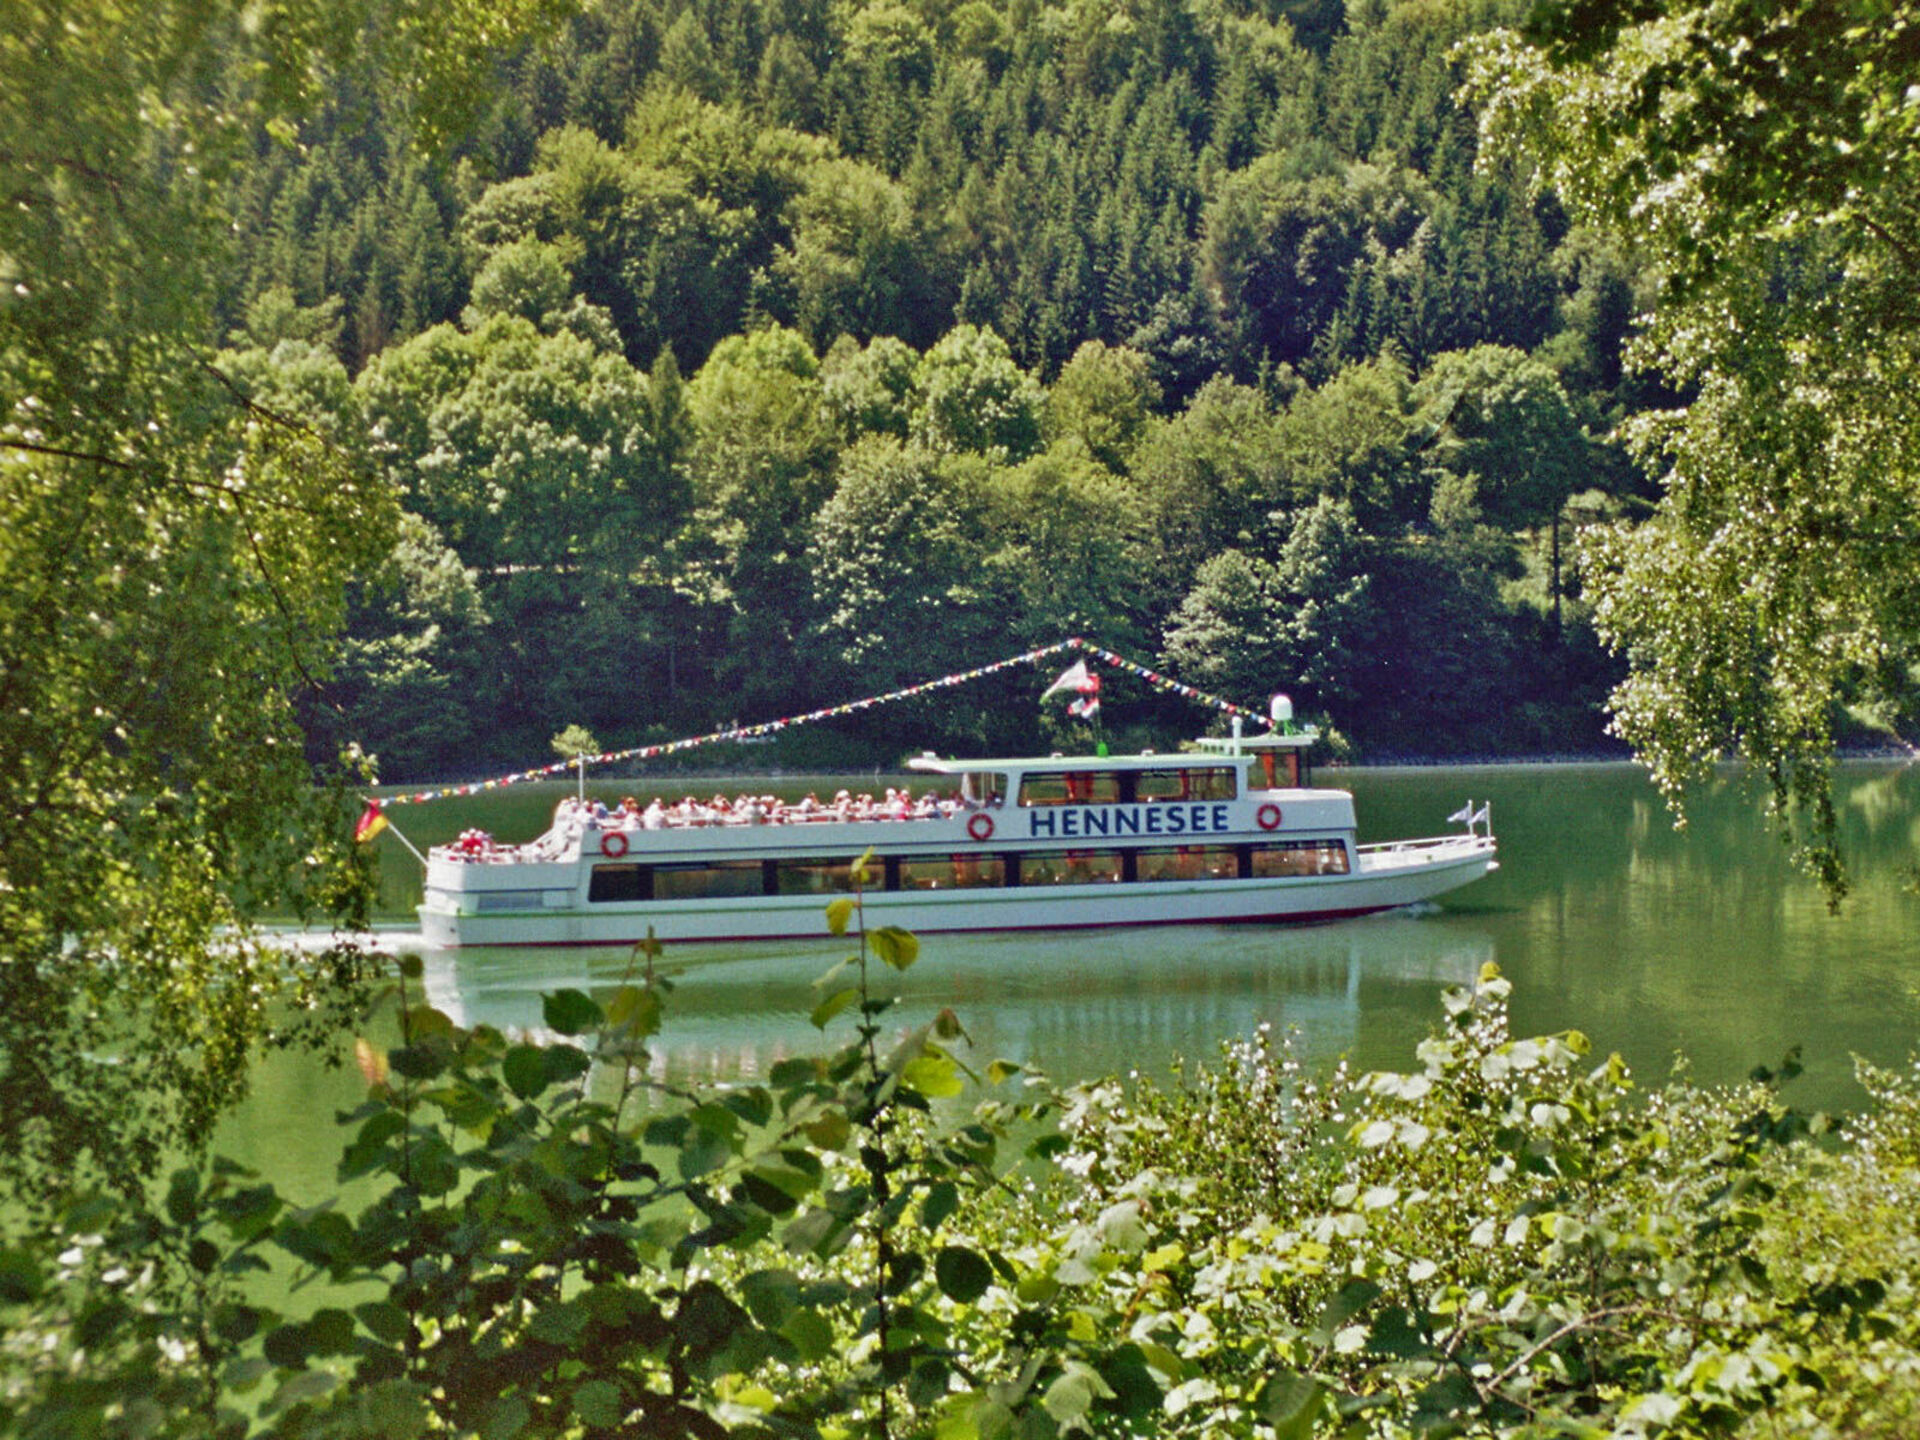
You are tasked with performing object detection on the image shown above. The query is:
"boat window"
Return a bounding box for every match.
[1249,840,1350,877]
[1018,771,1123,807]
[1133,846,1240,882]
[653,861,767,900]
[588,865,649,902]
[474,889,551,912]
[775,858,862,895]
[1018,849,1126,885]
[896,854,1007,890]
[961,772,1010,807]
[1135,767,1238,802]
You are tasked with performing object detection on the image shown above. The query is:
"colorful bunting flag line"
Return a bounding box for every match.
[366,638,1274,810]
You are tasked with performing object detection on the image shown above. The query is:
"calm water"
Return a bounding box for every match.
[229,761,1920,1190]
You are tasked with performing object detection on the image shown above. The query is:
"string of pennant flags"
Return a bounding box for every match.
[363,637,1278,812]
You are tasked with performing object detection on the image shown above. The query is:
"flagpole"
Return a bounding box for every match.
[381,813,430,870]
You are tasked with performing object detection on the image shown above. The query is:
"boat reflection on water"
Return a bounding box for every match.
[416,911,1493,1091]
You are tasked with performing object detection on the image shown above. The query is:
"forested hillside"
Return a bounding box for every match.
[222,0,1657,776]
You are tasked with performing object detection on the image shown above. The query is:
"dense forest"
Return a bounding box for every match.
[8,1,1920,1435]
[211,0,1665,777]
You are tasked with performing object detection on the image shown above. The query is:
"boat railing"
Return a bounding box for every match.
[1355,833,1496,863]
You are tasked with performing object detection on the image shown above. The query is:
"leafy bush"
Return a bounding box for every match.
[5,920,1920,1439]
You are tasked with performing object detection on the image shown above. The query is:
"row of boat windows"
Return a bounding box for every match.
[995,767,1239,807]
[584,839,1349,903]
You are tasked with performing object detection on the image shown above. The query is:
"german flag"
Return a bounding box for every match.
[354,801,389,844]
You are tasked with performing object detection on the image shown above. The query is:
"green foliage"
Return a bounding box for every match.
[1162,497,1373,713]
[155,0,1682,775]
[807,438,999,683]
[1463,0,1920,893]
[1045,341,1161,472]
[549,724,600,761]
[11,914,1920,1439]
[911,326,1046,465]
[0,0,590,1195]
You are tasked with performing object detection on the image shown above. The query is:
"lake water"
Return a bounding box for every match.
[228,760,1920,1189]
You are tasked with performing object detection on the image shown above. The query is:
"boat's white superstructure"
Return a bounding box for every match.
[415,730,1497,949]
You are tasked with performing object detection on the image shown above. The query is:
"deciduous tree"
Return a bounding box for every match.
[1464,0,1920,893]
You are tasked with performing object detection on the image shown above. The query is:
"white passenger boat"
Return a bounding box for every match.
[416,726,1497,949]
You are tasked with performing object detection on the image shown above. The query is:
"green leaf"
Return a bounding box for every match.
[746,1159,818,1204]
[740,1269,802,1327]
[356,1301,411,1346]
[872,925,920,971]
[574,1379,625,1429]
[165,1168,200,1225]
[678,1125,733,1181]
[529,1299,590,1345]
[813,955,855,991]
[903,1053,964,1098]
[265,1368,342,1416]
[263,1322,313,1368]
[938,1394,1013,1440]
[308,1307,356,1355]
[935,1245,995,1304]
[387,1042,446,1081]
[543,1044,592,1087]
[923,1179,960,1231]
[784,1207,850,1258]
[212,1302,263,1344]
[910,1358,953,1408]
[605,986,661,1039]
[404,1005,454,1039]
[769,1056,820,1086]
[722,1088,773,1128]
[803,1111,851,1150]
[503,1044,548,1100]
[811,986,859,1030]
[543,989,602,1035]
[1256,1370,1324,1440]
[1367,1306,1434,1359]
[781,1306,833,1361]
[1311,1278,1382,1345]
[483,1395,530,1440]
[675,1280,751,1356]
[825,897,856,936]
[1042,1362,1115,1426]
[1097,1200,1149,1255]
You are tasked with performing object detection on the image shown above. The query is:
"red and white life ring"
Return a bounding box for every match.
[1256,803,1283,832]
[601,831,629,858]
[967,812,995,842]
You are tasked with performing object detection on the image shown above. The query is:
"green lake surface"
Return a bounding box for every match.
[227,759,1920,1192]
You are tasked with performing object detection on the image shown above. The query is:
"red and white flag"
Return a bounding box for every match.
[1041,660,1092,698]
[1068,672,1102,718]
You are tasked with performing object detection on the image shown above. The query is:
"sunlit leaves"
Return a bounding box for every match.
[870,924,919,971]
[10,939,1919,1440]
[1462,0,1920,896]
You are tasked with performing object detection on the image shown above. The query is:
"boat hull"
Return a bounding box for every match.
[416,842,1495,949]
